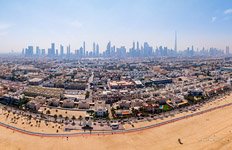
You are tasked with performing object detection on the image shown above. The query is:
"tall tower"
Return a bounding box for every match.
[136,41,139,50]
[93,42,96,51]
[83,41,86,57]
[96,44,99,57]
[175,31,177,51]
[226,46,230,54]
[67,44,71,56]
[93,42,96,56]
[51,43,55,56]
[133,41,135,50]
[60,44,64,56]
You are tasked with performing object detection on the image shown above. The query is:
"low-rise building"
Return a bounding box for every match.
[118,100,131,109]
[131,99,143,108]
[23,86,64,98]
[94,101,107,117]
[78,100,90,109]
[109,80,135,89]
[26,96,46,111]
[115,109,132,117]
[28,78,43,85]
[62,99,75,108]
[47,98,60,107]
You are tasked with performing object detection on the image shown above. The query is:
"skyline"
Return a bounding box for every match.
[0,0,232,52]
[22,41,227,59]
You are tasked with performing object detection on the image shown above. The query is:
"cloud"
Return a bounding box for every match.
[68,20,83,29]
[224,9,232,15]
[211,16,217,22]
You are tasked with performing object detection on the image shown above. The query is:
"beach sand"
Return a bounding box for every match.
[1,95,232,149]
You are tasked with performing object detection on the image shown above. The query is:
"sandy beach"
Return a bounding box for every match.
[0,94,232,149]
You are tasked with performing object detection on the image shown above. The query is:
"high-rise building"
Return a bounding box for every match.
[96,44,99,57]
[116,46,126,58]
[41,49,46,56]
[36,46,40,56]
[56,49,58,56]
[60,44,64,56]
[51,43,55,56]
[133,41,135,50]
[22,48,25,55]
[25,46,34,56]
[143,42,153,57]
[77,47,84,57]
[111,45,115,56]
[83,41,86,57]
[105,41,111,56]
[93,42,96,56]
[107,41,111,51]
[129,41,137,57]
[67,44,71,56]
[136,41,139,50]
[226,46,230,55]
[48,43,55,57]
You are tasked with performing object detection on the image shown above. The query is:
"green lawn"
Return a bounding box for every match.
[162,104,172,111]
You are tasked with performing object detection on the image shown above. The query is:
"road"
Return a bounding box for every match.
[86,72,94,102]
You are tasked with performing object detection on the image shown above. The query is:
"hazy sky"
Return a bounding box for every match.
[0,0,232,53]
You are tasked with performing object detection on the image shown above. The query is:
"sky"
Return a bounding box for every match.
[0,0,232,53]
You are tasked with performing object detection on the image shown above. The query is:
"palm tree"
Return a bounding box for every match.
[71,116,76,125]
[71,115,76,121]
[78,115,83,126]
[46,110,51,115]
[54,114,58,122]
[28,114,32,120]
[65,116,69,125]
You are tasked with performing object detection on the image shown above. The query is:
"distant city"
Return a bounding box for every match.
[2,0,232,149]
[22,40,230,58]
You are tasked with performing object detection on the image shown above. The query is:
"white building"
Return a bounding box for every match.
[94,101,107,117]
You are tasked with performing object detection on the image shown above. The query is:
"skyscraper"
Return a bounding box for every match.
[25,46,34,56]
[36,46,40,56]
[41,49,46,56]
[83,41,86,57]
[226,46,230,54]
[143,42,153,57]
[60,44,64,56]
[116,46,126,58]
[111,45,115,56]
[67,44,71,57]
[51,43,55,56]
[48,43,55,57]
[105,41,111,56]
[22,48,25,55]
[107,41,111,51]
[133,41,135,50]
[136,41,139,50]
[93,42,96,56]
[56,49,58,56]
[175,31,177,51]
[96,44,99,57]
